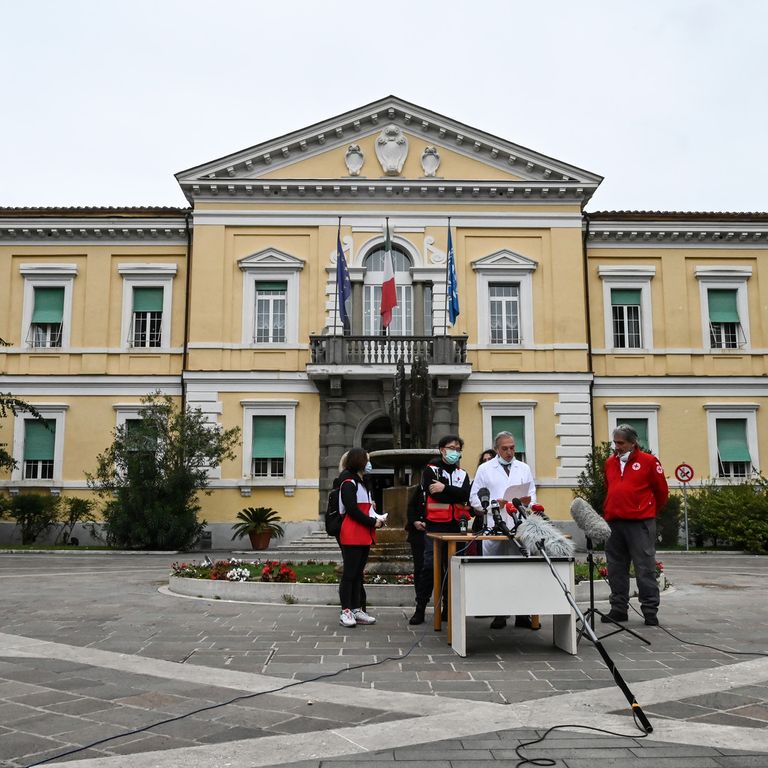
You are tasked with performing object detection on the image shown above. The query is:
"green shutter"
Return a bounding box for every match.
[252,415,286,459]
[716,419,751,462]
[24,419,55,460]
[492,416,525,452]
[133,287,164,312]
[707,289,739,322]
[255,281,287,292]
[31,287,64,323]
[620,419,649,451]
[611,288,641,306]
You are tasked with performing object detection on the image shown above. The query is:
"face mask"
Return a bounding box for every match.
[618,451,631,462]
[444,450,461,465]
[364,461,373,473]
[497,455,513,466]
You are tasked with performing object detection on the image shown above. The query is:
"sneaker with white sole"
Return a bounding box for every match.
[339,609,357,627]
[352,608,376,625]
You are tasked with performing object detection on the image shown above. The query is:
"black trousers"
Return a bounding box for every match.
[605,518,659,617]
[335,536,366,610]
[339,544,370,611]
[408,530,426,602]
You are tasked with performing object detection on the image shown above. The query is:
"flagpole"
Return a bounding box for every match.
[334,217,341,336]
[384,216,389,337]
[443,217,451,335]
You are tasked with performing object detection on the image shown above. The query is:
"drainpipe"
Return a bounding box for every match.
[582,213,595,445]
[181,210,193,411]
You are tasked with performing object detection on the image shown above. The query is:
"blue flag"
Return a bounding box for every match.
[446,226,460,325]
[336,227,352,332]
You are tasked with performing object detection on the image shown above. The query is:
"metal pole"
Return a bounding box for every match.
[683,482,689,552]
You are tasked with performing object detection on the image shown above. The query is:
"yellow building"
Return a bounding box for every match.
[1,97,766,545]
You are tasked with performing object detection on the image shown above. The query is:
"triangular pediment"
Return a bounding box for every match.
[238,248,305,272]
[176,96,602,204]
[471,249,538,272]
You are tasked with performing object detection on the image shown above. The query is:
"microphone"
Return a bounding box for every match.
[516,514,575,558]
[509,497,527,516]
[477,487,491,511]
[570,497,612,544]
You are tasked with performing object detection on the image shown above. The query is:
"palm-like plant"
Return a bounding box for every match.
[231,507,285,540]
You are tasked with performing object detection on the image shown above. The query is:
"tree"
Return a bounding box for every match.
[0,337,42,473]
[574,441,613,514]
[88,393,240,550]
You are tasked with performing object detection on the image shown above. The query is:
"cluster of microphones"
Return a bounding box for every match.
[474,490,614,557]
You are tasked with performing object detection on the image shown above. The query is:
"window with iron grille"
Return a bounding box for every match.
[716,418,753,478]
[130,287,164,347]
[29,287,64,348]
[708,289,743,349]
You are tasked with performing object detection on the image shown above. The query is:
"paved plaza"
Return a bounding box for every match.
[0,550,766,767]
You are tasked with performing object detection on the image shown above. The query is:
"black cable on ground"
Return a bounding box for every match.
[514,722,649,767]
[25,538,490,768]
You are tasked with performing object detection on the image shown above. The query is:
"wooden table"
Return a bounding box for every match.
[450,555,577,656]
[427,533,541,640]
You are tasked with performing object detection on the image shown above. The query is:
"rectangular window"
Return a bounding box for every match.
[708,289,742,349]
[489,283,520,345]
[423,284,433,335]
[251,415,286,478]
[716,418,752,478]
[491,415,526,462]
[611,288,642,348]
[131,287,163,348]
[363,285,413,336]
[254,282,287,343]
[23,419,56,479]
[29,287,64,348]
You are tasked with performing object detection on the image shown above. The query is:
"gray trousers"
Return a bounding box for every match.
[605,518,659,617]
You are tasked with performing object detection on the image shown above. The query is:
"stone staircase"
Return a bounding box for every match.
[269,529,343,561]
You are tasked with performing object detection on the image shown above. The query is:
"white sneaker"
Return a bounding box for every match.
[339,609,357,627]
[352,608,376,625]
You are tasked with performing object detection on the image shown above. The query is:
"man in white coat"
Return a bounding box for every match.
[469,431,537,629]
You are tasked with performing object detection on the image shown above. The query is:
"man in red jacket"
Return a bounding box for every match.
[602,424,669,627]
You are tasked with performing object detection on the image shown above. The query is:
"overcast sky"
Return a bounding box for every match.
[3,1,766,212]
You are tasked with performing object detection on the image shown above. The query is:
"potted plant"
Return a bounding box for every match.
[231,506,285,550]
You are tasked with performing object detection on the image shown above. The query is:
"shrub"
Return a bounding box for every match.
[686,477,768,553]
[7,493,61,544]
[657,494,682,547]
[55,497,97,545]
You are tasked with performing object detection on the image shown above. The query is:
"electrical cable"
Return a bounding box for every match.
[514,722,649,767]
[25,533,485,768]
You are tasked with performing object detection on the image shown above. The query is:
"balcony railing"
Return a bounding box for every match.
[309,335,468,366]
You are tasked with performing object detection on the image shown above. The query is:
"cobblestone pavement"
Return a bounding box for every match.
[0,551,766,767]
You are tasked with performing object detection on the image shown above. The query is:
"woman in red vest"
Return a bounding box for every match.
[338,448,384,628]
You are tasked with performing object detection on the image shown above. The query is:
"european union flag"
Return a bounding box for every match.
[336,227,352,332]
[447,226,460,325]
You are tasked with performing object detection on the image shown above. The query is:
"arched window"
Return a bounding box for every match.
[362,245,413,336]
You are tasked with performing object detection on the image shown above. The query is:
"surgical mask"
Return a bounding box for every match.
[497,455,513,466]
[618,451,631,462]
[444,450,461,465]
[364,461,373,473]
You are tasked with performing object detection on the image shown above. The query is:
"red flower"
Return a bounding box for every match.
[598,566,608,578]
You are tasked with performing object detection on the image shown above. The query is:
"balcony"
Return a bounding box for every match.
[307,334,470,379]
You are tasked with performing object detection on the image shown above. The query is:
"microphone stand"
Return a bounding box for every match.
[578,536,650,647]
[500,521,653,734]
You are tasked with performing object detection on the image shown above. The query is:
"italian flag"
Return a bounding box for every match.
[380,218,397,329]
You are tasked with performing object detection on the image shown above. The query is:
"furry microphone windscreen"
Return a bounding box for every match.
[569,497,612,543]
[515,514,575,558]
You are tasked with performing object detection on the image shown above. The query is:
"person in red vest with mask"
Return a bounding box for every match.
[602,424,668,627]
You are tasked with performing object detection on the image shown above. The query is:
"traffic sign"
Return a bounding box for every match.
[675,463,694,483]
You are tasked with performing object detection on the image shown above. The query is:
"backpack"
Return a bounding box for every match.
[325,475,356,538]
[325,484,342,537]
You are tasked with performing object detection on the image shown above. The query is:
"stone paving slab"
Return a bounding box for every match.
[0,552,766,767]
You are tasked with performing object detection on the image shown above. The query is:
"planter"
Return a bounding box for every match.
[247,531,272,550]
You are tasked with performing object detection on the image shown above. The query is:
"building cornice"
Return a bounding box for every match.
[0,216,188,244]
[182,178,595,206]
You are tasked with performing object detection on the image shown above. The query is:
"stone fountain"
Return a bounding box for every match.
[366,356,436,575]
